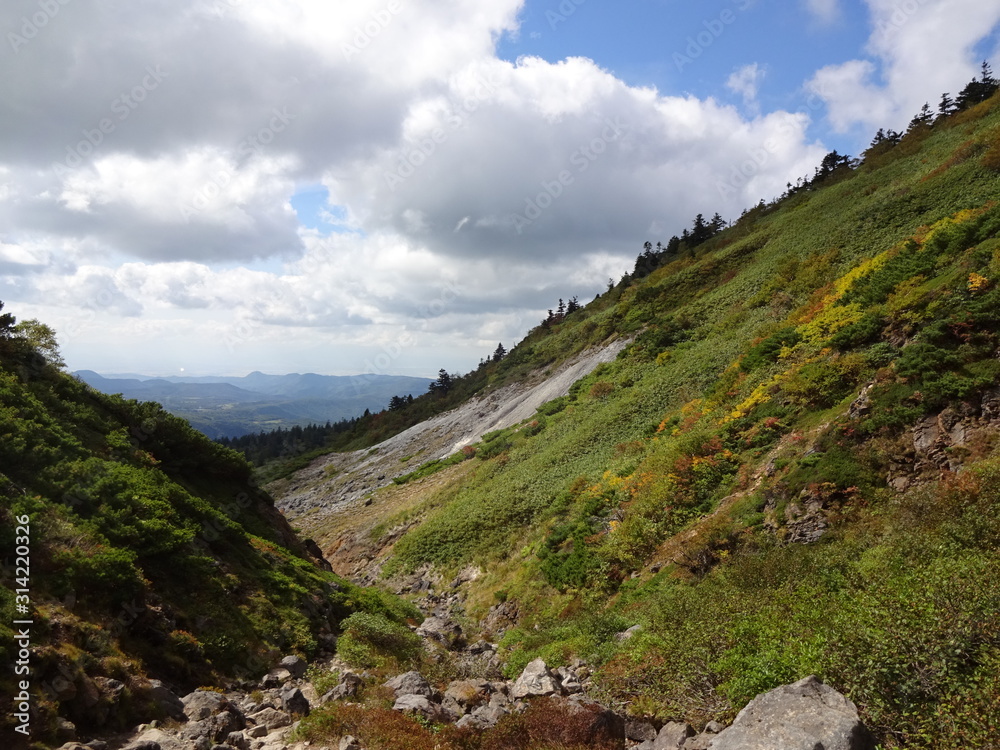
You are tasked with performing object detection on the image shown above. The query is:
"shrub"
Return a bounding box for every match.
[337,612,422,669]
[740,328,801,372]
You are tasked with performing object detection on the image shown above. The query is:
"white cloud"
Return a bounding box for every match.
[804,0,841,25]
[0,0,833,376]
[727,63,765,115]
[807,0,1000,133]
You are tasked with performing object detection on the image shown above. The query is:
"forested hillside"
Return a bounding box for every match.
[275,83,1000,748]
[0,316,418,746]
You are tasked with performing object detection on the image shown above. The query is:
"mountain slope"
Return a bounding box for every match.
[272,93,1000,747]
[0,344,419,746]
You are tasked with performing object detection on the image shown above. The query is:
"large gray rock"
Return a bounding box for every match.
[279,655,308,679]
[248,707,292,730]
[416,616,463,648]
[392,694,451,723]
[443,679,491,709]
[322,672,365,703]
[510,658,561,699]
[709,676,876,750]
[624,717,658,742]
[148,680,186,720]
[279,685,311,716]
[181,691,228,722]
[384,671,433,698]
[652,721,694,749]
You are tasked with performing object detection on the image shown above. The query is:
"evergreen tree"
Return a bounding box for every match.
[938,92,957,119]
[691,213,710,246]
[0,301,15,337]
[907,103,934,131]
[566,296,580,314]
[492,342,507,362]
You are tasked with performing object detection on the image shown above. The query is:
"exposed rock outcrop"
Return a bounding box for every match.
[708,675,876,750]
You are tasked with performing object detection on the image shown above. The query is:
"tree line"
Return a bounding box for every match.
[625,61,999,284]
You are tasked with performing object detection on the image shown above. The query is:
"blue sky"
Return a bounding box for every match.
[496,1,872,145]
[2,0,999,376]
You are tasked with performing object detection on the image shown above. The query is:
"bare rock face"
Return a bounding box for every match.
[510,658,561,699]
[708,676,876,750]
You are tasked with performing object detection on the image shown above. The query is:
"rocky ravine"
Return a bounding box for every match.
[267,338,631,576]
[64,590,876,750]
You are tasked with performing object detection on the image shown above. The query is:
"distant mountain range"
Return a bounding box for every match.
[73,370,433,438]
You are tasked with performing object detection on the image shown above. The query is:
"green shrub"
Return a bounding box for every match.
[337,612,422,669]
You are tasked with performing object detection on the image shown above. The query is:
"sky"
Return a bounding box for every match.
[1,0,998,377]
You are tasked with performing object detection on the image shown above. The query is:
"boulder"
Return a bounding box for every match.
[121,742,160,750]
[708,676,876,750]
[416,616,463,648]
[392,694,451,723]
[125,729,185,750]
[260,667,293,688]
[322,672,365,703]
[443,679,491,709]
[279,686,311,716]
[624,717,658,742]
[384,671,433,698]
[339,736,363,750]
[248,707,292,730]
[510,658,561,699]
[279,655,308,679]
[148,680,186,720]
[614,624,642,642]
[182,691,228,722]
[651,721,694,749]
[458,702,509,729]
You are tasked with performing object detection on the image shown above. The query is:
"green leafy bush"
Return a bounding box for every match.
[337,612,422,669]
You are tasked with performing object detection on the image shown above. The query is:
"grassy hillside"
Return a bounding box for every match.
[287,92,1000,747]
[0,334,419,746]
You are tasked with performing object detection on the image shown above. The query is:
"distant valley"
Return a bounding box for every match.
[73,370,433,438]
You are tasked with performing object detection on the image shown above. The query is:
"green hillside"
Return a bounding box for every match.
[3,85,1000,750]
[0,325,418,745]
[281,91,1000,748]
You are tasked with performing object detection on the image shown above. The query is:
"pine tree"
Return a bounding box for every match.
[492,343,507,362]
[938,92,956,119]
[691,213,710,246]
